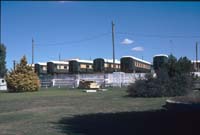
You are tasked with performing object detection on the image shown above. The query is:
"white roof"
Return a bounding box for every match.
[75,59,93,64]
[49,61,69,64]
[103,59,120,64]
[121,56,151,65]
[27,64,34,67]
[153,54,168,58]
[64,58,93,64]
[36,62,47,66]
[191,60,200,63]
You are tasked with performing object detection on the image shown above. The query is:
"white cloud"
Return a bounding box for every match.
[131,46,144,51]
[121,38,134,45]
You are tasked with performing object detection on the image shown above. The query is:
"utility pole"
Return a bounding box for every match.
[112,21,115,72]
[59,53,61,61]
[13,60,16,70]
[196,42,198,72]
[32,38,34,66]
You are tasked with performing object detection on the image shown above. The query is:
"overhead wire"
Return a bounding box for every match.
[35,32,111,46]
[35,31,200,47]
[116,31,200,38]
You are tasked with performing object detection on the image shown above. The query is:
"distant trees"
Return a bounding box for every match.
[0,43,7,77]
[127,54,193,97]
[6,56,40,92]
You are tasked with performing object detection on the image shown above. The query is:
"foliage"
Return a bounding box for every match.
[0,43,7,77]
[6,56,40,92]
[128,54,193,97]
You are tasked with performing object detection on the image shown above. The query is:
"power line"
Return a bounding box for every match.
[34,31,200,47]
[116,31,200,38]
[35,32,111,46]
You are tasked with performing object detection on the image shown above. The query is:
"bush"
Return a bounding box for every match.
[6,56,40,92]
[127,55,193,97]
[128,74,192,97]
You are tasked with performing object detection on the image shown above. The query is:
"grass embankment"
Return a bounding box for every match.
[0,87,167,135]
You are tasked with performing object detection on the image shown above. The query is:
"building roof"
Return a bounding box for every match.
[103,59,120,64]
[121,56,151,65]
[27,64,35,67]
[153,54,168,58]
[36,62,47,65]
[49,61,69,64]
[191,60,200,63]
[63,58,93,64]
[75,59,93,64]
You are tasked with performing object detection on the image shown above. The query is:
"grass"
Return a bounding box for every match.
[0,88,198,135]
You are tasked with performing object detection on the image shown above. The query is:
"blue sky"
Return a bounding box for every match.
[1,1,200,69]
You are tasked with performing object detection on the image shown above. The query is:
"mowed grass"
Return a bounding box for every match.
[0,87,167,135]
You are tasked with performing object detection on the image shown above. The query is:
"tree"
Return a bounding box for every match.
[0,43,7,77]
[176,57,192,74]
[166,54,177,77]
[6,56,40,92]
[127,54,193,97]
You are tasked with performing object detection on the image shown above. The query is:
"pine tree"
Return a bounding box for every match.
[6,56,40,92]
[0,43,7,77]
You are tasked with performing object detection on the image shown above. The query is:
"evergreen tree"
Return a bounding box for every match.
[6,56,40,92]
[0,43,7,77]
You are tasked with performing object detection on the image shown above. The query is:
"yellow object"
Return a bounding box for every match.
[79,80,100,89]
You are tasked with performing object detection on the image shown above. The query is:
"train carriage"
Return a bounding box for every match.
[93,58,120,73]
[153,54,168,71]
[68,59,93,74]
[35,62,47,75]
[120,56,151,73]
[47,61,69,74]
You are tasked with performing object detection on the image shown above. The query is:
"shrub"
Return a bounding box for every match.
[128,74,192,97]
[6,56,40,92]
[127,55,193,97]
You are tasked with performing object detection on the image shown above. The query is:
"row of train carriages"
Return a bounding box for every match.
[35,54,169,75]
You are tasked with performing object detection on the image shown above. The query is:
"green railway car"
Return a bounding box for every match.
[93,58,120,73]
[47,61,69,74]
[120,56,151,73]
[68,59,93,74]
[153,54,168,71]
[34,62,47,75]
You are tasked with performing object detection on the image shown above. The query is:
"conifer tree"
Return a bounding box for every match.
[6,56,40,92]
[0,43,7,77]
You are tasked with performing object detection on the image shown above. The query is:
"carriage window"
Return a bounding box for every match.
[60,65,64,69]
[80,64,86,68]
[104,63,108,67]
[89,65,92,69]
[2,80,4,83]
[43,66,47,70]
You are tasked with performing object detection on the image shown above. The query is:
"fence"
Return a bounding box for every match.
[39,72,147,88]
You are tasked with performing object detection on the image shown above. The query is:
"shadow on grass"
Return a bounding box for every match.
[56,109,200,135]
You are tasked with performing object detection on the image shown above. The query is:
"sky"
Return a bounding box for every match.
[1,1,200,69]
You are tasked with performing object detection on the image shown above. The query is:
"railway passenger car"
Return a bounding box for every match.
[35,62,47,75]
[93,58,120,73]
[153,54,168,71]
[47,61,69,74]
[120,56,151,73]
[191,60,200,72]
[68,59,93,74]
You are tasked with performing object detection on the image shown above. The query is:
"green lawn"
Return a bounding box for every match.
[0,88,168,135]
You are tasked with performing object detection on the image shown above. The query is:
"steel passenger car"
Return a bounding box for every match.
[153,54,168,71]
[35,62,47,75]
[68,59,93,74]
[47,61,69,74]
[120,56,152,73]
[93,58,120,73]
